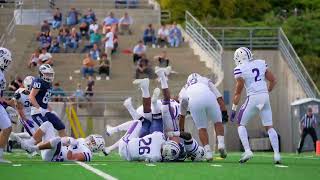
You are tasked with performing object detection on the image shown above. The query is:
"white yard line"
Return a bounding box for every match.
[76,161,118,180]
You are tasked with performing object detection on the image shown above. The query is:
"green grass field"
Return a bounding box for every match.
[1,151,320,180]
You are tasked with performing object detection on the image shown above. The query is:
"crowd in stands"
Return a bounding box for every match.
[24,3,183,102]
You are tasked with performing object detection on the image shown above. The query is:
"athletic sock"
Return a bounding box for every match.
[238,126,251,152]
[217,135,225,149]
[115,121,136,132]
[204,144,212,152]
[140,84,150,98]
[124,102,142,120]
[0,148,3,158]
[158,73,168,89]
[268,128,280,154]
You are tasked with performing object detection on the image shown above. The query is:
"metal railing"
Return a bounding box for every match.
[185,11,223,67]
[0,12,17,47]
[278,28,320,98]
[204,26,319,98]
[206,27,279,49]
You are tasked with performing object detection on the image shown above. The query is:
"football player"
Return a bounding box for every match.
[0,47,13,163]
[230,47,280,164]
[13,121,104,162]
[29,64,66,144]
[178,73,228,161]
[12,76,38,137]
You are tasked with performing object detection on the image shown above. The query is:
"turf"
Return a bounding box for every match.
[1,151,320,180]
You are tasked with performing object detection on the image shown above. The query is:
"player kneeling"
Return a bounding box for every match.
[13,121,104,162]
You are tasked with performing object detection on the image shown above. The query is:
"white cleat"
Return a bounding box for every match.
[274,153,281,164]
[105,124,115,136]
[133,78,149,89]
[20,139,38,153]
[204,149,213,162]
[151,88,161,103]
[0,159,12,163]
[239,150,253,164]
[102,147,111,156]
[123,97,133,108]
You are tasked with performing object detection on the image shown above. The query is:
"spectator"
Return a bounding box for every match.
[28,48,40,68]
[67,27,80,52]
[57,27,71,52]
[103,27,114,61]
[38,31,52,49]
[49,37,60,53]
[85,8,96,24]
[89,21,99,34]
[81,29,102,52]
[79,21,89,39]
[8,75,23,92]
[41,20,51,33]
[85,76,95,100]
[70,83,85,102]
[89,43,101,60]
[112,26,118,54]
[143,24,156,47]
[38,48,53,65]
[96,53,110,80]
[132,40,146,64]
[66,7,79,27]
[154,50,169,68]
[52,82,66,102]
[157,24,169,48]
[115,0,127,8]
[119,12,133,35]
[81,53,96,79]
[168,22,182,47]
[52,8,62,30]
[102,12,118,34]
[135,55,153,79]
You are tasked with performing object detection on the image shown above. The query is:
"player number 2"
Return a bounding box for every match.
[252,68,261,82]
[138,138,152,155]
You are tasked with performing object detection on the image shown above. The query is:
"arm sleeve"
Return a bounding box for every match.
[208,81,222,98]
[234,67,242,79]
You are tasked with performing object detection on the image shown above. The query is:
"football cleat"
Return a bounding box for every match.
[274,153,281,164]
[123,97,133,109]
[218,148,227,159]
[204,147,213,162]
[105,125,115,136]
[239,150,253,164]
[102,147,111,156]
[133,78,149,89]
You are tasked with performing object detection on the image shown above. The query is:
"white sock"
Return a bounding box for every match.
[107,140,119,152]
[140,85,150,98]
[159,74,168,89]
[238,126,251,152]
[152,101,161,114]
[217,135,225,149]
[268,128,279,154]
[144,112,152,121]
[124,103,142,120]
[27,137,36,145]
[0,148,3,158]
[204,144,212,152]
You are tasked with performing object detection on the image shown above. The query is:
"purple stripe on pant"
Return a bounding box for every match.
[122,121,139,143]
[168,104,179,131]
[19,119,33,136]
[237,96,250,124]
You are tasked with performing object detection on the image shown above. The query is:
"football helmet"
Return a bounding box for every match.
[161,140,181,161]
[85,134,105,152]
[190,146,205,161]
[39,64,55,82]
[233,47,253,66]
[0,47,12,71]
[23,76,34,91]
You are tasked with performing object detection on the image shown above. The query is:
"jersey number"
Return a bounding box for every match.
[252,68,261,82]
[24,100,31,107]
[42,92,51,104]
[138,138,152,155]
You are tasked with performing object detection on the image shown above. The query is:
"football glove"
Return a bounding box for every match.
[222,110,229,123]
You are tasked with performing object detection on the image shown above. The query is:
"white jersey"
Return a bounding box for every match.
[0,70,6,92]
[13,88,32,119]
[127,132,165,162]
[57,138,92,162]
[234,59,268,96]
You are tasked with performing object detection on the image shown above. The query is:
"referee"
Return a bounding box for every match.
[297,107,318,154]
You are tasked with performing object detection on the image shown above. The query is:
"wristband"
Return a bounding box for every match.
[232,104,238,111]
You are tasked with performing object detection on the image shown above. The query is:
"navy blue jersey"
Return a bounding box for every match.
[31,77,52,109]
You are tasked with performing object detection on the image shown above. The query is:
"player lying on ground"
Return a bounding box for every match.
[230,47,280,164]
[178,73,228,161]
[13,121,105,162]
[104,119,205,162]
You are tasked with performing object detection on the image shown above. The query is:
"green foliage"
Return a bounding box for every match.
[157,0,320,90]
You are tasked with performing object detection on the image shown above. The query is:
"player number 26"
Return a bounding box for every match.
[138,138,152,155]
